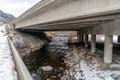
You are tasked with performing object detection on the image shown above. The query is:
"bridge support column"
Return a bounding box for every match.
[104,35,113,63]
[77,31,81,43]
[91,35,96,53]
[85,34,88,48]
[10,24,15,30]
[77,32,84,44]
[81,34,84,43]
[118,36,120,43]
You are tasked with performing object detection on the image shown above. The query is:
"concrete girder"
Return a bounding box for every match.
[78,19,120,35]
[20,21,102,31]
[20,23,94,31]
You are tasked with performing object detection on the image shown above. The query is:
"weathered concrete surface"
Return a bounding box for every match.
[91,35,96,53]
[104,35,113,63]
[79,19,120,35]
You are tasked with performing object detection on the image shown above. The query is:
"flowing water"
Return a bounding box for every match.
[23,34,69,80]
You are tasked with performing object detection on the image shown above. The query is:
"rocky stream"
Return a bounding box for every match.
[8,30,120,80]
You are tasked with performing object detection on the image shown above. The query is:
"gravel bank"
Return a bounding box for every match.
[61,46,120,80]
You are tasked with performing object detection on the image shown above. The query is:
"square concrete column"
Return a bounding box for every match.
[118,36,120,43]
[85,34,88,48]
[81,34,84,43]
[77,32,84,44]
[104,35,113,63]
[91,35,96,53]
[77,31,81,43]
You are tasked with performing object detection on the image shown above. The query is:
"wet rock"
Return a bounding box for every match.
[111,74,120,80]
[41,66,53,72]
[32,72,41,80]
[31,70,42,80]
[51,69,63,76]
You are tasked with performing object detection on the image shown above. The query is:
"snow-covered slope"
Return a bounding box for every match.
[0,10,15,22]
[0,25,17,80]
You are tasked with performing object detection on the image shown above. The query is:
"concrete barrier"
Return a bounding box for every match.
[8,37,33,80]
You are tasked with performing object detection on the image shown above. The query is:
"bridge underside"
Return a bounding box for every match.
[13,0,120,35]
[18,15,120,35]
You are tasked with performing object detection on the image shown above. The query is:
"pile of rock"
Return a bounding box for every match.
[31,66,64,80]
[61,46,120,80]
[61,46,86,80]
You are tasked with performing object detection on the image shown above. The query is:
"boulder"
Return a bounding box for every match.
[41,66,53,72]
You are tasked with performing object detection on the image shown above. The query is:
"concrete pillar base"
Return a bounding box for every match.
[104,35,113,63]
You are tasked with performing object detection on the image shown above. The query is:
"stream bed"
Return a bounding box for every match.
[23,34,69,80]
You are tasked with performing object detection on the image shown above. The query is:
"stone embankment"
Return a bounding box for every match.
[8,30,50,72]
[9,31,48,57]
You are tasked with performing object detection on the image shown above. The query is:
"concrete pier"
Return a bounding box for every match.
[91,35,96,53]
[77,32,84,43]
[77,32,81,43]
[81,34,84,43]
[118,36,120,43]
[104,35,113,63]
[85,34,88,48]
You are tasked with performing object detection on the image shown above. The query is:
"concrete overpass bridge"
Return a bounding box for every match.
[10,0,120,63]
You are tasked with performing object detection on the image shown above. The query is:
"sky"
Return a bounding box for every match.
[0,0,41,17]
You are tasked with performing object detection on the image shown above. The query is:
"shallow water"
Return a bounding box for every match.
[23,35,69,80]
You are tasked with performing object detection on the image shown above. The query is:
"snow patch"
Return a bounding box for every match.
[80,60,93,80]
[0,25,17,80]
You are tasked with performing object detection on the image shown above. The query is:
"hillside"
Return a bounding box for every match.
[0,10,16,22]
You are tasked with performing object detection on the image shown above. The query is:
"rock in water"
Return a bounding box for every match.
[41,66,53,72]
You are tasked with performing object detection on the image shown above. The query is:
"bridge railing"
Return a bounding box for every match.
[8,37,33,80]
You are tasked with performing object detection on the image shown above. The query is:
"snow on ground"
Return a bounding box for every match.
[63,46,120,80]
[81,60,120,80]
[0,25,17,80]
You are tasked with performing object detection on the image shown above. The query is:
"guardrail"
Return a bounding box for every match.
[8,37,33,80]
